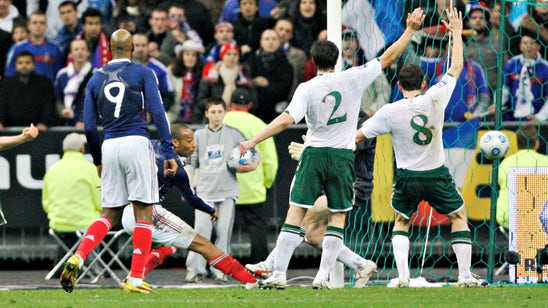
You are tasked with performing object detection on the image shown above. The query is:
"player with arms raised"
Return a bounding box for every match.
[60,29,178,294]
[356,7,485,288]
[240,8,425,289]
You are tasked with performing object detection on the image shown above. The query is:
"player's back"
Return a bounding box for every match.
[290,60,382,149]
[86,60,153,139]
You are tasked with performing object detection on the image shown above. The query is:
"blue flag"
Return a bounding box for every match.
[442,118,480,149]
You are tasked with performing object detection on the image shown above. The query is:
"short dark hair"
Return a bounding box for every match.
[206,96,227,111]
[310,40,338,71]
[16,51,34,62]
[517,124,539,149]
[171,122,191,140]
[82,7,103,24]
[59,1,77,10]
[397,64,425,91]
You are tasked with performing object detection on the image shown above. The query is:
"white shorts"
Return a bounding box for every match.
[101,136,159,207]
[122,204,197,249]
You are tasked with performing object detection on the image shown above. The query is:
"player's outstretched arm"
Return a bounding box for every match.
[378,8,425,69]
[240,112,295,156]
[442,7,464,77]
[0,124,39,151]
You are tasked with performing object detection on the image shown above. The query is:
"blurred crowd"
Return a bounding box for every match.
[0,0,547,133]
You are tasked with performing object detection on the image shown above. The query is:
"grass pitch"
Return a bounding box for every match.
[0,285,547,307]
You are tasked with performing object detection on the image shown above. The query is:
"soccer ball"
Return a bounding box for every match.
[227,146,259,172]
[479,131,509,160]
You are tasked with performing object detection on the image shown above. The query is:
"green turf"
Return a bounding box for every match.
[1,285,547,307]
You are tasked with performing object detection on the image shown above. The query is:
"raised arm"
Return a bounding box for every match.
[0,124,39,151]
[378,8,425,69]
[442,7,464,77]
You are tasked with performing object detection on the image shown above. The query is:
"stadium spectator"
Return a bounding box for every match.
[56,1,83,62]
[497,124,548,229]
[106,0,152,35]
[59,29,178,294]
[498,32,548,124]
[196,42,255,124]
[220,0,278,23]
[157,4,203,66]
[121,123,258,288]
[246,111,378,288]
[132,33,174,111]
[285,0,326,56]
[185,96,258,284]
[245,28,293,123]
[146,8,169,64]
[54,39,95,129]
[240,8,425,290]
[205,21,236,63]
[0,51,56,132]
[464,4,505,99]
[488,1,520,57]
[518,0,548,58]
[224,88,278,263]
[75,8,111,68]
[167,40,205,124]
[45,0,87,42]
[159,0,214,47]
[5,11,64,84]
[356,8,484,288]
[273,17,306,100]
[0,123,39,225]
[87,0,115,25]
[232,0,271,58]
[42,133,101,276]
[10,21,27,42]
[0,0,24,33]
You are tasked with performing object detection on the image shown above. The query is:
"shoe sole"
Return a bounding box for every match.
[60,263,78,293]
[258,282,286,290]
[354,262,378,288]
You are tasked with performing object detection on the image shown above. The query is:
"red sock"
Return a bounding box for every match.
[129,221,153,279]
[144,246,177,277]
[209,253,256,284]
[75,217,112,260]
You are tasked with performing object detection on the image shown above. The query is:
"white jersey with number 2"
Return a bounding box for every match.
[360,74,457,171]
[285,58,382,149]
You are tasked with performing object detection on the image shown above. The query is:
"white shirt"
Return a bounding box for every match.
[285,58,382,149]
[360,74,457,171]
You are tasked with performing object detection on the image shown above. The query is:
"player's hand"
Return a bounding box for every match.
[236,158,259,173]
[210,209,218,221]
[240,140,256,158]
[288,141,305,161]
[406,8,425,31]
[22,124,39,141]
[164,158,178,177]
[442,7,463,35]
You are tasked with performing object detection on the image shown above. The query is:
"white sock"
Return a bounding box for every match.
[336,245,366,270]
[392,234,410,278]
[453,243,472,278]
[316,233,343,281]
[273,226,303,274]
[264,246,276,269]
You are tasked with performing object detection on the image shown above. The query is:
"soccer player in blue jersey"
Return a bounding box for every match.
[121,123,258,288]
[60,29,178,294]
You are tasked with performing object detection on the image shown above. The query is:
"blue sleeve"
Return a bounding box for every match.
[5,45,17,77]
[173,167,215,214]
[220,0,238,22]
[143,68,176,159]
[83,78,102,166]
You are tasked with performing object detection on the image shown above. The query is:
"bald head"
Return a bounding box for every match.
[110,29,133,57]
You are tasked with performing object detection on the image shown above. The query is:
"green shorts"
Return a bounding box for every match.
[391,166,464,219]
[289,147,355,212]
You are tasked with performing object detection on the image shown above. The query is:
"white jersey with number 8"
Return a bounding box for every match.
[360,74,457,171]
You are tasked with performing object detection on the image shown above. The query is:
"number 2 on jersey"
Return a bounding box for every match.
[323,91,346,125]
[410,114,433,145]
[104,82,126,118]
